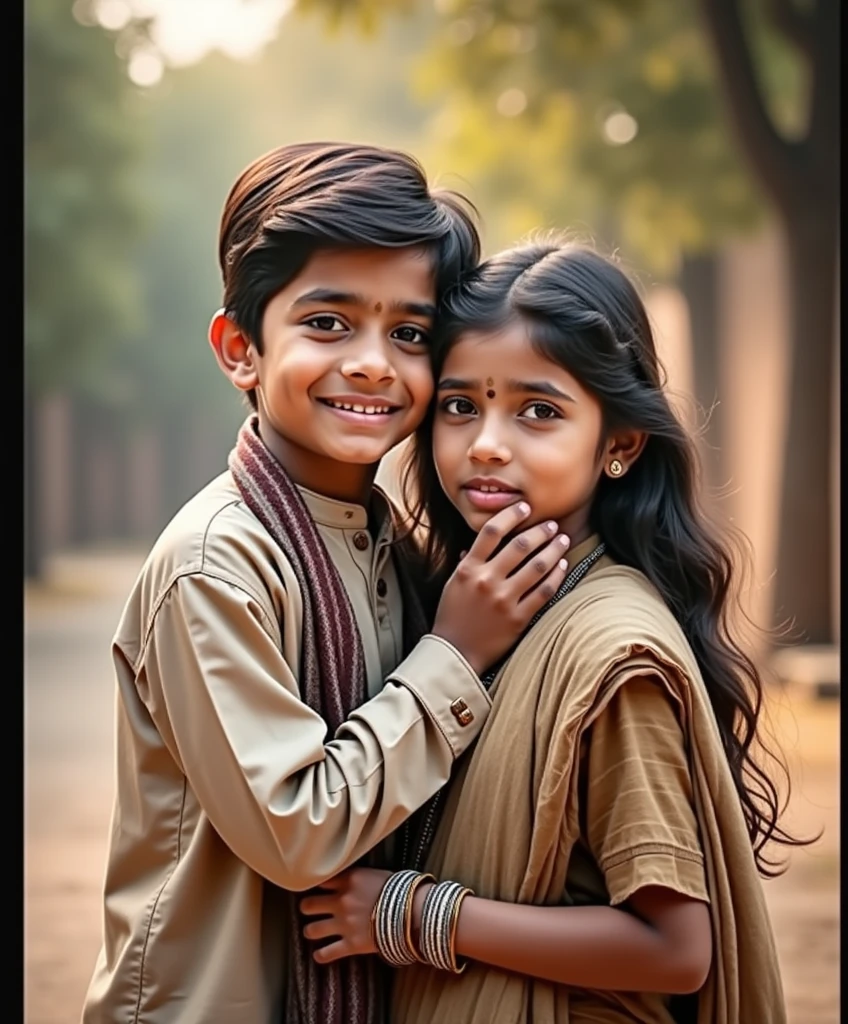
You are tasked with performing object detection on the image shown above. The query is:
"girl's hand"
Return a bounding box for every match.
[299,868,393,963]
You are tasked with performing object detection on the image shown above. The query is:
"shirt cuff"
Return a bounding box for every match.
[388,634,491,759]
[603,843,710,906]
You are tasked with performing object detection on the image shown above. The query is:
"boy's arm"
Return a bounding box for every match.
[135,570,488,891]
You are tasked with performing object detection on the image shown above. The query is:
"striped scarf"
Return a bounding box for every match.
[228,416,428,1024]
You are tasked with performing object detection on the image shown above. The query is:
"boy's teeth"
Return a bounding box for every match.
[327,400,390,414]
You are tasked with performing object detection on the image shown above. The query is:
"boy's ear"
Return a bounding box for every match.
[603,429,648,478]
[208,309,259,393]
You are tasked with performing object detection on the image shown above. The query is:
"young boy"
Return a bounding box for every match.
[81,142,570,1024]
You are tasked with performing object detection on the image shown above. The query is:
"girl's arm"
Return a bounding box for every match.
[300,869,712,995]
[445,883,711,994]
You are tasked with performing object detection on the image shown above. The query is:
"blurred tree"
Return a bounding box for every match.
[696,0,838,644]
[300,0,835,644]
[24,0,146,576]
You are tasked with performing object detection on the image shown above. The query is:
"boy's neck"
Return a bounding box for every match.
[255,417,377,508]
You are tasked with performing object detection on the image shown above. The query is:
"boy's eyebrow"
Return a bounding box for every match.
[292,288,435,319]
[438,377,575,402]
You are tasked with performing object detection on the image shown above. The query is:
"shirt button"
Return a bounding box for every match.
[450,698,474,727]
[353,531,370,551]
[376,578,387,598]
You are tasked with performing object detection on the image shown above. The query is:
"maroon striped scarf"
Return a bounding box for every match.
[229,416,428,1024]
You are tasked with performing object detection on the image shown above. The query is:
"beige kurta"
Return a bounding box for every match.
[393,537,786,1024]
[82,471,491,1024]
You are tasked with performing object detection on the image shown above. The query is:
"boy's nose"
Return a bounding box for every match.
[340,337,397,384]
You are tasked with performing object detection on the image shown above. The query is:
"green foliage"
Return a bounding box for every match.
[25,0,807,426]
[24,0,145,399]
[297,0,806,276]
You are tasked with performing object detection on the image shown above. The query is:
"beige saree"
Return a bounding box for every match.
[392,542,786,1024]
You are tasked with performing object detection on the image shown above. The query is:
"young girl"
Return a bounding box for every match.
[299,240,803,1023]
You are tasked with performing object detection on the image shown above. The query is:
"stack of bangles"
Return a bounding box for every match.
[371,870,473,974]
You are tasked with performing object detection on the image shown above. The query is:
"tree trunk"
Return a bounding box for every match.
[678,251,724,501]
[24,389,43,579]
[771,211,837,644]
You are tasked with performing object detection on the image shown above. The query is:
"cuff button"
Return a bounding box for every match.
[450,698,474,727]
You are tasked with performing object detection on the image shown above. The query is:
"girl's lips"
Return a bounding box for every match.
[461,487,524,512]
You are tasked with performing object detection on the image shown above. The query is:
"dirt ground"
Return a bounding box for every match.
[24,550,839,1023]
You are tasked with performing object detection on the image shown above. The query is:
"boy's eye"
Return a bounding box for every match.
[521,402,561,420]
[304,315,347,332]
[442,396,477,416]
[391,325,429,346]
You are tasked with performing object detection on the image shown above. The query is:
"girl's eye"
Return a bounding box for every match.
[304,315,347,332]
[522,402,561,421]
[391,325,429,346]
[442,396,477,416]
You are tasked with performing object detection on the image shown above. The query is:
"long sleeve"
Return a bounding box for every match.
[136,570,490,891]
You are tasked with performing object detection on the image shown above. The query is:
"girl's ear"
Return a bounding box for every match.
[603,430,648,479]
[208,309,259,393]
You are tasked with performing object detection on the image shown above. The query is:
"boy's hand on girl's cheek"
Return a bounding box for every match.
[432,501,570,676]
[299,868,393,963]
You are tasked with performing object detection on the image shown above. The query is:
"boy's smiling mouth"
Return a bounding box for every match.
[316,395,403,422]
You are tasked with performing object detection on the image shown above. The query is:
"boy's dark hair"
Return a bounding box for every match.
[218,141,481,408]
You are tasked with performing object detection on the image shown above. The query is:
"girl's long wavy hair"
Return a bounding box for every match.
[401,238,811,877]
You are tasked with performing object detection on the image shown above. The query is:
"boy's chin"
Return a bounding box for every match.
[328,439,400,465]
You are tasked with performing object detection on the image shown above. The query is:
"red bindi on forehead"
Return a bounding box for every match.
[374,302,383,313]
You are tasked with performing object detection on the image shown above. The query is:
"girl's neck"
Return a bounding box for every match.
[555,510,595,550]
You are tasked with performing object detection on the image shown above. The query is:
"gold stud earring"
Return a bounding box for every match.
[609,459,623,477]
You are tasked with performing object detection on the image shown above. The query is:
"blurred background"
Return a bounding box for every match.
[24,1,838,1022]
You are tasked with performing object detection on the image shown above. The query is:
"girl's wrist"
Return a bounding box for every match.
[410,880,434,948]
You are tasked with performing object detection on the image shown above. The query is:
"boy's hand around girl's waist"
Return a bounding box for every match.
[431,502,570,677]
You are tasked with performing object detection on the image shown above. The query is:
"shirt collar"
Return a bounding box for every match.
[565,532,605,570]
[296,484,395,544]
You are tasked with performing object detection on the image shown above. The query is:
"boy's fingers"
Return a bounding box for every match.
[463,502,531,563]
[489,522,568,578]
[515,556,569,615]
[505,539,569,598]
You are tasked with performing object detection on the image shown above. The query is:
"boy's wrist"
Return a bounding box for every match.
[429,627,484,676]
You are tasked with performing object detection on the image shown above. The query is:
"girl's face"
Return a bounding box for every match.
[433,322,608,546]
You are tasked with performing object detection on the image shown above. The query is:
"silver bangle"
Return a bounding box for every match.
[418,879,473,974]
[372,870,431,967]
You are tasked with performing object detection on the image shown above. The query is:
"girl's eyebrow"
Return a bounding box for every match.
[507,379,576,403]
[437,376,575,403]
[438,377,478,391]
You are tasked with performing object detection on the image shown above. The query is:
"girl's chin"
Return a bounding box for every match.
[461,508,498,532]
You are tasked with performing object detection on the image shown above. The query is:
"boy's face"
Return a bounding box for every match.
[212,246,436,503]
